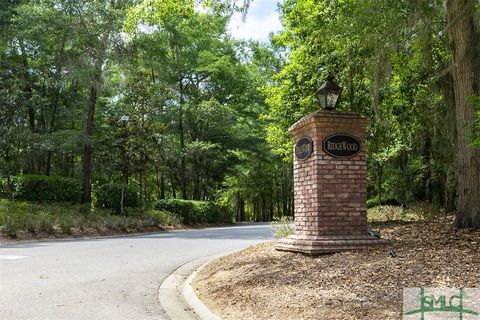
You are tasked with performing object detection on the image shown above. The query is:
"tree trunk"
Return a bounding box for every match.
[81,71,101,205]
[19,40,38,174]
[422,135,432,202]
[192,157,201,200]
[178,82,188,200]
[169,172,177,198]
[377,164,383,203]
[45,152,52,176]
[45,87,60,176]
[159,171,165,199]
[236,192,245,222]
[447,0,480,228]
[240,197,245,221]
[437,71,457,210]
[269,191,274,221]
[19,41,35,133]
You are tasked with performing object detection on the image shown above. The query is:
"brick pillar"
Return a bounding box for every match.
[276,111,387,254]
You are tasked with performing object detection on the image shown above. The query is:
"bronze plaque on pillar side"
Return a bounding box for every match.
[295,137,313,160]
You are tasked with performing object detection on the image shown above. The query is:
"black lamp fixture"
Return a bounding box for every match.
[316,74,343,111]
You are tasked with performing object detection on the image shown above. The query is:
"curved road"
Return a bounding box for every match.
[0,224,272,320]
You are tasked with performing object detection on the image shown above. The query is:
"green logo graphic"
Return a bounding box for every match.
[404,288,480,320]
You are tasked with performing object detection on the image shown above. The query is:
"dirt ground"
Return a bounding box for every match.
[193,217,480,320]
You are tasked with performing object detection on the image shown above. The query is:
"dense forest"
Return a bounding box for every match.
[0,0,479,227]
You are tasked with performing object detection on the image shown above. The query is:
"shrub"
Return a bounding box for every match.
[190,201,223,223]
[12,175,81,203]
[155,199,231,225]
[155,199,193,222]
[58,215,76,234]
[35,212,55,234]
[271,216,295,239]
[148,210,182,226]
[367,196,400,208]
[2,216,22,237]
[95,183,140,213]
[0,178,8,198]
[0,199,183,239]
[409,202,445,221]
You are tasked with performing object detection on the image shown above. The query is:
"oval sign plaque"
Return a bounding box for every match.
[322,134,361,158]
[295,137,313,160]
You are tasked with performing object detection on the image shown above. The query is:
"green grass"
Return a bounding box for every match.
[0,199,182,238]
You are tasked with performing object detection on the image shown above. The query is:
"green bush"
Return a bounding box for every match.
[2,215,22,237]
[0,199,183,238]
[0,178,8,198]
[409,202,445,221]
[58,215,76,234]
[148,210,182,226]
[155,199,231,225]
[367,196,400,208]
[95,183,140,213]
[34,212,56,234]
[12,175,81,203]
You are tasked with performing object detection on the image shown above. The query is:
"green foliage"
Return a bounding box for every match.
[409,202,446,222]
[0,0,289,223]
[0,178,7,198]
[271,215,294,239]
[469,96,480,148]
[0,199,181,238]
[95,183,140,213]
[0,200,68,237]
[147,209,183,226]
[263,0,458,213]
[367,197,400,209]
[124,0,194,34]
[11,175,81,203]
[155,199,231,224]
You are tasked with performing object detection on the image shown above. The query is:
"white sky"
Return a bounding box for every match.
[227,0,282,42]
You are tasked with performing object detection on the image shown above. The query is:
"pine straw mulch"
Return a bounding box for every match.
[193,217,480,320]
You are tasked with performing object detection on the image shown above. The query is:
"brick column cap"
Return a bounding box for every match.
[289,110,368,134]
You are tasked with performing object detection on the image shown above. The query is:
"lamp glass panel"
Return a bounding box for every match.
[326,91,339,109]
[318,93,326,109]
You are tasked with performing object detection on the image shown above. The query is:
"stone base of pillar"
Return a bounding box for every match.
[275,235,388,255]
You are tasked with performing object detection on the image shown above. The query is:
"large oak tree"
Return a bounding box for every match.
[447,0,480,227]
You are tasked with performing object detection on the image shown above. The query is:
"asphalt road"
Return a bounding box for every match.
[0,223,273,320]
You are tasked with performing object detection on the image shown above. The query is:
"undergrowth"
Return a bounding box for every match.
[367,202,449,222]
[271,216,295,239]
[0,199,182,238]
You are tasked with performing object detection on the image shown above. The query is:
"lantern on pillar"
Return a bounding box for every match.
[316,74,342,111]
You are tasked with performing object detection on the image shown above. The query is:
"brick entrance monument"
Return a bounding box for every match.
[276,111,388,254]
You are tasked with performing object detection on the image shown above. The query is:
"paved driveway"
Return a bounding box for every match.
[0,224,273,320]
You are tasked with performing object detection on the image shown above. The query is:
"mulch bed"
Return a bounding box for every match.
[193,217,480,320]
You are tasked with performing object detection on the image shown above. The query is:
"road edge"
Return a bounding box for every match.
[181,257,221,320]
[158,250,241,320]
[0,223,268,246]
